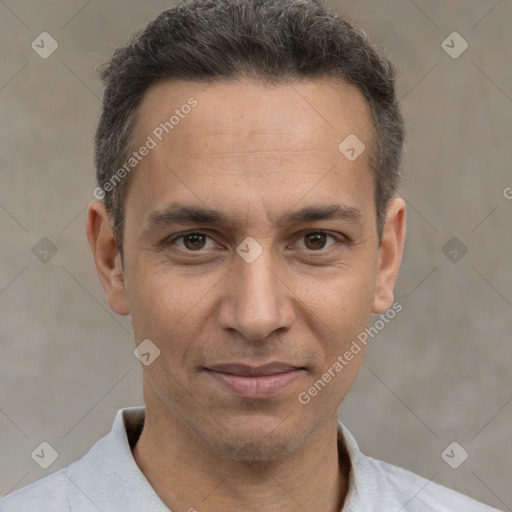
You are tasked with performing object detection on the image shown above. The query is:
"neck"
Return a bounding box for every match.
[132,405,350,512]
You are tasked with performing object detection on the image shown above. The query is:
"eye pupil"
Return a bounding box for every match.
[184,233,206,250]
[305,233,327,250]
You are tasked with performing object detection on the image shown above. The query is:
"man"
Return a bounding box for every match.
[0,0,501,510]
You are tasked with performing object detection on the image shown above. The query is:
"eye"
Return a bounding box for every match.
[295,231,340,251]
[166,230,344,254]
[170,231,217,251]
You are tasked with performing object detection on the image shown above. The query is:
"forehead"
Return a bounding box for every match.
[136,77,372,150]
[126,78,375,230]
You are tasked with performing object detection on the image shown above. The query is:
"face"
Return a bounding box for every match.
[87,78,405,461]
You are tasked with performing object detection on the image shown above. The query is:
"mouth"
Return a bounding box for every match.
[203,363,306,399]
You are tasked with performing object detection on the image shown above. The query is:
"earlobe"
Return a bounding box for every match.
[86,200,130,316]
[372,197,406,314]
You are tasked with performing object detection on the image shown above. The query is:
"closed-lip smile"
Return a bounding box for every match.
[204,362,306,398]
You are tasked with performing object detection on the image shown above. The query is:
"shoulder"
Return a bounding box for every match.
[0,468,71,512]
[0,406,148,512]
[338,421,500,511]
[366,456,501,511]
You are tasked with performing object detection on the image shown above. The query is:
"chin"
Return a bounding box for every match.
[192,415,312,462]
[210,431,304,462]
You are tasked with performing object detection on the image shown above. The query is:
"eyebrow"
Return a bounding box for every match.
[143,202,363,235]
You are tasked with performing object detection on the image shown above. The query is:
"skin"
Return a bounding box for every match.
[86,78,406,512]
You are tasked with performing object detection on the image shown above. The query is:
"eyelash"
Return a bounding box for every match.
[166,230,347,255]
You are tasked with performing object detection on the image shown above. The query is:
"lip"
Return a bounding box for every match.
[204,363,306,398]
[206,362,303,376]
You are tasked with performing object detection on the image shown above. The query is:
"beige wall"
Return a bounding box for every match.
[1,0,511,509]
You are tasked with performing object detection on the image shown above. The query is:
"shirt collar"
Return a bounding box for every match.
[66,406,371,512]
[336,420,378,511]
[66,406,169,511]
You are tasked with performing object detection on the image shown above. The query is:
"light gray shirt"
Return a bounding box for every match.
[0,406,501,511]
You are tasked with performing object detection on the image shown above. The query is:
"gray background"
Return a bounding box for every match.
[0,0,511,509]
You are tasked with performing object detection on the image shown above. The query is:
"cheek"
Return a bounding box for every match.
[301,264,376,371]
[302,257,376,321]
[298,287,372,409]
[127,263,220,354]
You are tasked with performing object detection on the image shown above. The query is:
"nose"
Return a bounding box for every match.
[217,246,296,342]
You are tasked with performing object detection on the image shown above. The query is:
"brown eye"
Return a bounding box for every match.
[303,232,331,250]
[170,232,216,252]
[183,233,207,250]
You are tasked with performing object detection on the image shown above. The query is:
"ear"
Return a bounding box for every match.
[372,197,406,313]
[86,200,130,316]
